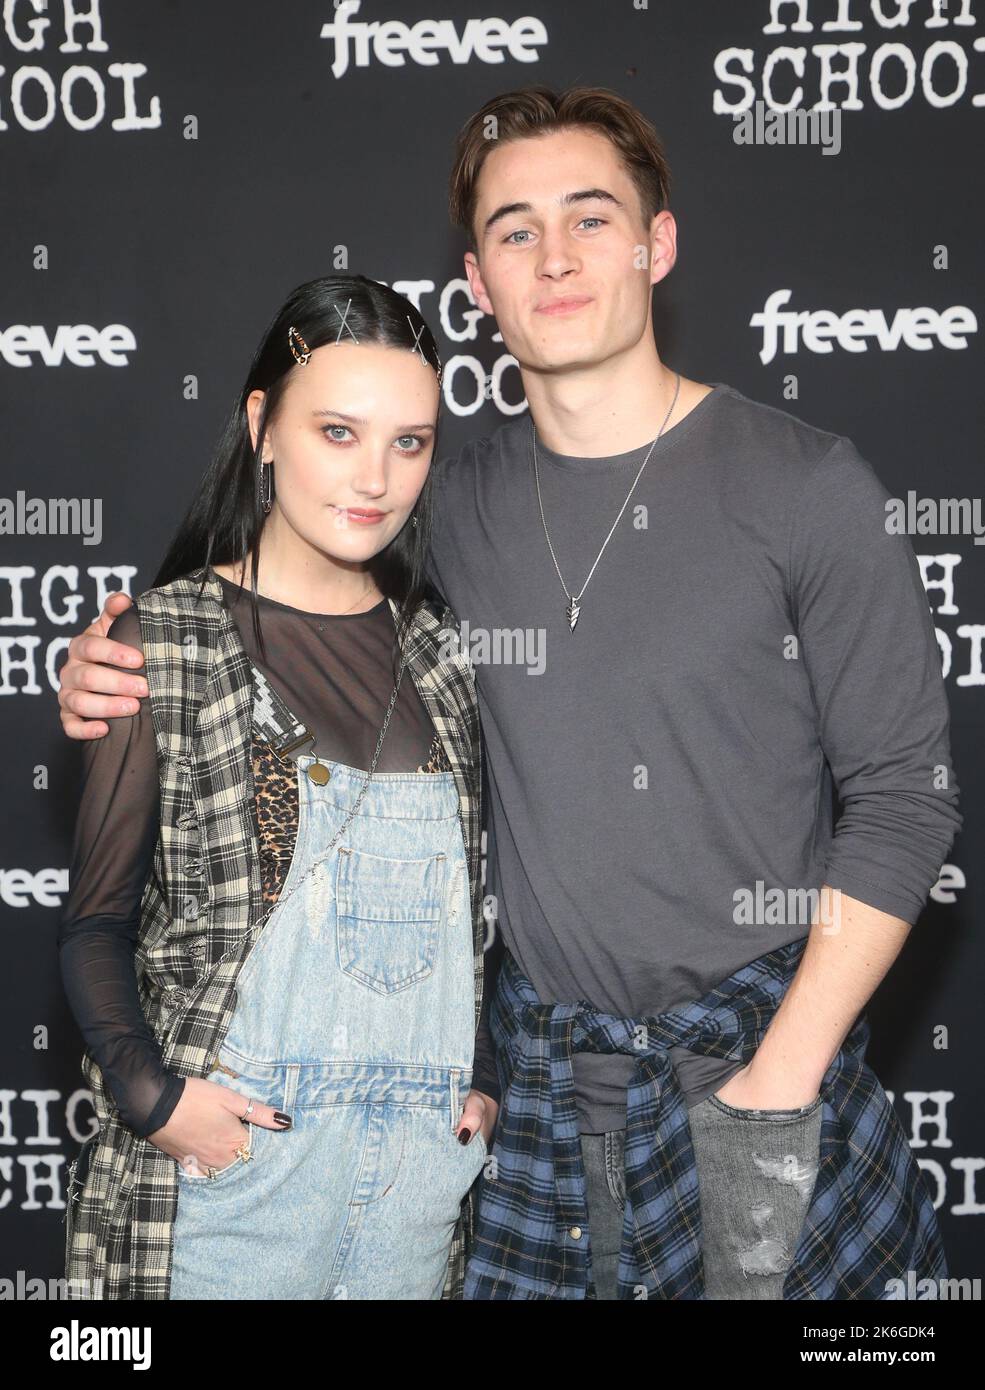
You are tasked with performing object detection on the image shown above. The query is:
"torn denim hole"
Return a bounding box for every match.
[738,1202,790,1277]
[737,1145,820,1279]
[752,1150,819,1202]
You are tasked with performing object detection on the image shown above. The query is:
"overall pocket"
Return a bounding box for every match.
[175,1062,282,1187]
[335,846,447,994]
[175,1118,269,1187]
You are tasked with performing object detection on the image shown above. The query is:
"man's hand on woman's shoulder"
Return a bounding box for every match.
[58,590,147,739]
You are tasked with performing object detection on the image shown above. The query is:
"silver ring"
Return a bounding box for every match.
[241,1097,255,1121]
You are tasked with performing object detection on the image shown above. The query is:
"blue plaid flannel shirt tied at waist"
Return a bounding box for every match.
[463,937,946,1300]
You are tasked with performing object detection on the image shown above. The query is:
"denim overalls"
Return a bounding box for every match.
[169,719,487,1299]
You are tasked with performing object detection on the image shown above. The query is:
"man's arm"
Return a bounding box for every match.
[58,590,147,739]
[718,437,961,1107]
[717,888,911,1107]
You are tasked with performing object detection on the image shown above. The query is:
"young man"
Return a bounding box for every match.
[57,86,960,1300]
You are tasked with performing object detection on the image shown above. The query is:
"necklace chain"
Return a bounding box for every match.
[533,371,681,631]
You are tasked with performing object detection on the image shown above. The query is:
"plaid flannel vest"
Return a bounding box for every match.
[463,938,947,1300]
[64,567,485,1300]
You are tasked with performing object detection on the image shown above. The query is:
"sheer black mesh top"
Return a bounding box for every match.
[58,575,500,1139]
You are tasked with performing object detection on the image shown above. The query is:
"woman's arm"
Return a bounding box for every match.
[57,604,187,1138]
[460,979,501,1145]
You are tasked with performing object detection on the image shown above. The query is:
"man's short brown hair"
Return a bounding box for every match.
[448,84,672,254]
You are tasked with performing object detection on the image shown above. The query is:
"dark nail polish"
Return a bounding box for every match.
[274,1112,293,1129]
[458,1128,472,1145]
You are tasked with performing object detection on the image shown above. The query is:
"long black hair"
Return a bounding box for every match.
[153,273,445,664]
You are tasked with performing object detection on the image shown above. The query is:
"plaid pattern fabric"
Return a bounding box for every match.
[464,938,947,1300]
[64,567,485,1300]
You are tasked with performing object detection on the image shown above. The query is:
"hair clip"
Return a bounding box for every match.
[406,315,430,369]
[407,315,442,385]
[288,325,311,365]
[334,298,358,344]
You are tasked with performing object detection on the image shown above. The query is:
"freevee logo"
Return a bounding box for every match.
[0,868,68,907]
[0,323,136,367]
[751,289,977,365]
[319,1,548,78]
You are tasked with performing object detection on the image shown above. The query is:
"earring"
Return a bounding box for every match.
[411,512,418,528]
[261,460,272,515]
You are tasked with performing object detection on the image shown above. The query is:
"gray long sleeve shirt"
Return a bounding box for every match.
[426,382,962,1134]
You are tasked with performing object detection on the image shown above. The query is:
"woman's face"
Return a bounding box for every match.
[247,339,439,566]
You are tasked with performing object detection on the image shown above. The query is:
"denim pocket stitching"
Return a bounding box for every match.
[707,1093,822,1122]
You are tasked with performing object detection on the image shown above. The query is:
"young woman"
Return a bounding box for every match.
[58,274,499,1301]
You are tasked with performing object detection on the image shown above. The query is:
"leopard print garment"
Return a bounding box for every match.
[251,727,453,906]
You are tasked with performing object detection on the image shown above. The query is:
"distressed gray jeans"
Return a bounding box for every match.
[580,1091,823,1299]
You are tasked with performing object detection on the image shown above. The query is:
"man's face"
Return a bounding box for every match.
[464,127,673,376]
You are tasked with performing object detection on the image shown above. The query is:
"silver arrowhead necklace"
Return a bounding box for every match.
[533,370,681,631]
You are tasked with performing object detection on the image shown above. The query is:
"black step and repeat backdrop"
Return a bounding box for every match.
[1,1,982,1296]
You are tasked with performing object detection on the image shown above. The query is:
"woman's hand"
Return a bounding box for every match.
[456,1089,498,1150]
[146,1076,292,1175]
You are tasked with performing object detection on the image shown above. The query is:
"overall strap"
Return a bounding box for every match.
[250,662,312,758]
